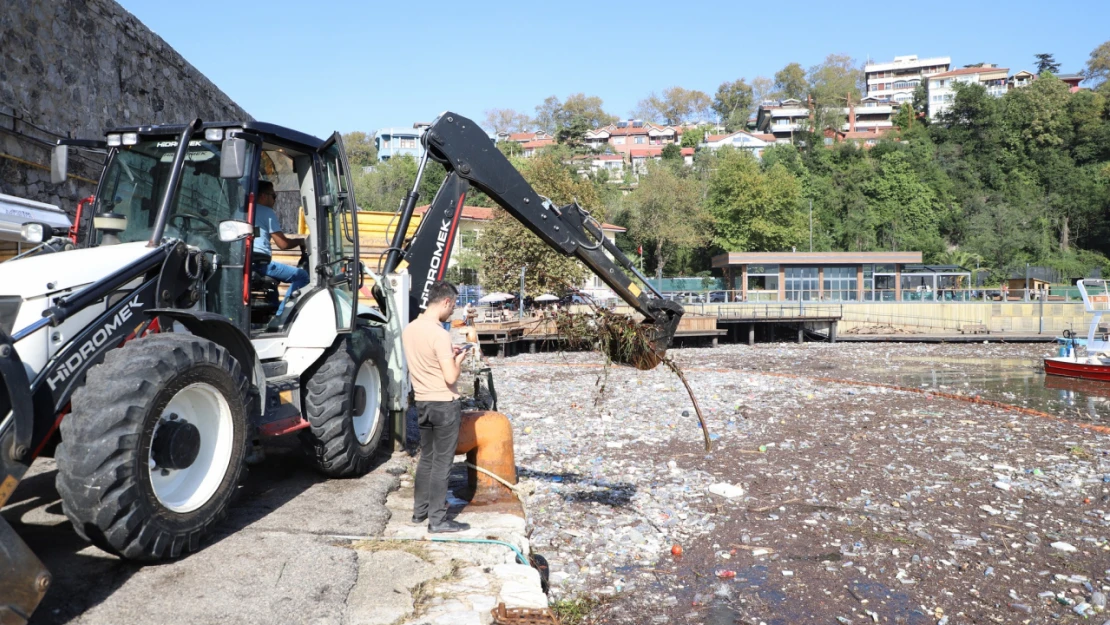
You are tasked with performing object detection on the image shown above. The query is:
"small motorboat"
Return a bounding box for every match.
[1045,279,1110,381]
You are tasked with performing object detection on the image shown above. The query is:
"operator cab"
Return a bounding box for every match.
[57,121,362,339]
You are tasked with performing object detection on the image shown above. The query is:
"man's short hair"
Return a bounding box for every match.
[258,180,275,196]
[426,280,458,306]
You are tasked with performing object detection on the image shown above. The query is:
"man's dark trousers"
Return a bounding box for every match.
[414,399,462,526]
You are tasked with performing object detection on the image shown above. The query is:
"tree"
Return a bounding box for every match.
[556,115,590,148]
[661,143,682,161]
[533,94,616,135]
[624,160,710,280]
[475,152,600,295]
[1034,53,1061,75]
[351,155,446,214]
[681,126,707,148]
[751,76,774,106]
[1086,40,1110,87]
[774,63,807,100]
[342,131,377,168]
[713,79,754,130]
[707,147,804,251]
[633,87,713,125]
[483,108,531,134]
[807,54,862,105]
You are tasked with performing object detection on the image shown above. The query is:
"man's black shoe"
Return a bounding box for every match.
[428,520,470,533]
[411,513,427,524]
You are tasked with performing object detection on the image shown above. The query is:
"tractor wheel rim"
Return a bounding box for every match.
[352,361,381,445]
[149,382,234,513]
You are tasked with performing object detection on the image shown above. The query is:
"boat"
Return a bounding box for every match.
[1044,279,1110,381]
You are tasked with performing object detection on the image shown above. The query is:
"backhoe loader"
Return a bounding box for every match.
[0,112,681,623]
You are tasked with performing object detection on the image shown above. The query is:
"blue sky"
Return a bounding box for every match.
[119,0,1109,139]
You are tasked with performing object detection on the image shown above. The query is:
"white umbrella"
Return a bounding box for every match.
[534,293,559,303]
[478,292,515,304]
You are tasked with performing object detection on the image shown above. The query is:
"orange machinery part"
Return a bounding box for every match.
[455,410,518,506]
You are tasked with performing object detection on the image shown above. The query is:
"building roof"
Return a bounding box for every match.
[712,251,923,268]
[413,205,625,232]
[929,66,1008,80]
[864,55,951,72]
[520,138,555,149]
[508,131,551,142]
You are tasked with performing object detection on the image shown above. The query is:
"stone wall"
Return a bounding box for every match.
[0,0,251,212]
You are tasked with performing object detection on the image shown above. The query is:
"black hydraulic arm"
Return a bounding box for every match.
[389,112,683,348]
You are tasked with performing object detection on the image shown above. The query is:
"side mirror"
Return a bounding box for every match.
[220,138,248,179]
[218,219,255,242]
[51,145,68,184]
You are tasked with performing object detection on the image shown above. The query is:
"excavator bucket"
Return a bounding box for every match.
[0,327,49,624]
[0,516,50,625]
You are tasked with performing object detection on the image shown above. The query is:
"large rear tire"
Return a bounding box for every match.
[301,328,389,477]
[55,334,248,560]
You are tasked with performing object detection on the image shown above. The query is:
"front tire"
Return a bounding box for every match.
[301,328,389,477]
[55,334,248,560]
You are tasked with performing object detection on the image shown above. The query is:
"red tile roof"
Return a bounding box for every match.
[681,147,694,156]
[508,131,550,142]
[520,138,555,149]
[930,66,1008,79]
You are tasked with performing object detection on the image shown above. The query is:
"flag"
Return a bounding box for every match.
[638,245,643,256]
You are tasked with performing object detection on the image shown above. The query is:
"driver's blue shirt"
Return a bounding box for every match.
[252,203,282,258]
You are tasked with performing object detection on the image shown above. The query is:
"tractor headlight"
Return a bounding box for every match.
[106,133,122,147]
[204,127,224,141]
[122,132,139,146]
[0,296,20,336]
[20,223,46,244]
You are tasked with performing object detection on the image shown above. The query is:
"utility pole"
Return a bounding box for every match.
[809,199,813,252]
[520,265,526,320]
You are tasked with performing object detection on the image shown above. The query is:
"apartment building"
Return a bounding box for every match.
[864,55,951,103]
[375,123,429,162]
[754,98,810,142]
[926,65,1009,119]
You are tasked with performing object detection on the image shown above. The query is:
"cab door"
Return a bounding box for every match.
[316,133,360,333]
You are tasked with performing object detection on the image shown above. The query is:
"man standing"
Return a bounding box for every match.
[253,180,309,316]
[402,280,471,533]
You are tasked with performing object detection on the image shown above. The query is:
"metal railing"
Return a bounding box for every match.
[649,288,1087,304]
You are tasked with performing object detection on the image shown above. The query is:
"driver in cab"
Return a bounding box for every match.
[253,180,309,316]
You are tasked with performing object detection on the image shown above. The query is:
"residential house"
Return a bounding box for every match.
[850,96,897,132]
[700,130,776,159]
[1008,70,1036,89]
[1058,73,1085,93]
[864,54,952,103]
[755,99,810,142]
[584,120,682,157]
[926,65,1009,119]
[822,128,887,148]
[629,147,694,174]
[375,123,429,161]
[502,130,555,157]
[570,153,625,180]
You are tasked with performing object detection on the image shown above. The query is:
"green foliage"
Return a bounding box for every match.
[681,126,707,148]
[623,160,709,278]
[342,131,377,168]
[634,87,713,125]
[534,94,616,135]
[713,79,754,130]
[1034,53,1061,75]
[707,148,804,251]
[774,63,807,100]
[1087,40,1110,87]
[475,152,600,295]
[661,143,682,160]
[351,155,445,213]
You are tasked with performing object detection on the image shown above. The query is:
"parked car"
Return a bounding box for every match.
[708,291,727,303]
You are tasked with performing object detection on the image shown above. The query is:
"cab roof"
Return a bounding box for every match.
[105,121,326,151]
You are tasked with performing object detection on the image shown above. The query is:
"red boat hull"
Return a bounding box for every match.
[1044,357,1110,381]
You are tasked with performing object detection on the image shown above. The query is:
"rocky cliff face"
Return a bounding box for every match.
[0,0,250,211]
